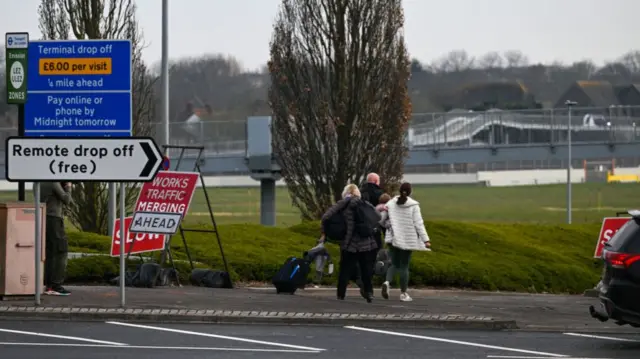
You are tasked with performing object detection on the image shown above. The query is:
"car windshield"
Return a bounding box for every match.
[606,219,640,251]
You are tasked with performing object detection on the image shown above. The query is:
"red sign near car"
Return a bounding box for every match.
[594,217,631,258]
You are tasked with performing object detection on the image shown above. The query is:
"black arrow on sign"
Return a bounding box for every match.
[139,142,160,178]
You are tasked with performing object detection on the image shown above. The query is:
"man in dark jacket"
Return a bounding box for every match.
[360,173,384,213]
[356,173,385,297]
[39,182,73,296]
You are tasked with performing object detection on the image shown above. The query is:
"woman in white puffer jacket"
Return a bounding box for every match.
[381,182,431,302]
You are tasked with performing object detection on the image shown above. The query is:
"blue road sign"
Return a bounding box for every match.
[25,39,132,137]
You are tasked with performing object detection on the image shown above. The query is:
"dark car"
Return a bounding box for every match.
[590,210,640,327]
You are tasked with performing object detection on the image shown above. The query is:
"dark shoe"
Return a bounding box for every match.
[359,287,366,299]
[337,295,345,300]
[365,294,373,303]
[49,287,71,296]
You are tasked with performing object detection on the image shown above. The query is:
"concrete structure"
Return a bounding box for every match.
[1,167,638,192]
[245,116,281,226]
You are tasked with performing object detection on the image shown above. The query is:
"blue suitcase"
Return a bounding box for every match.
[272,257,310,294]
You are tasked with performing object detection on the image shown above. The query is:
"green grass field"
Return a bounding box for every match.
[6,182,638,227]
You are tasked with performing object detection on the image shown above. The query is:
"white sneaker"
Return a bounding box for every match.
[381,281,390,299]
[400,292,413,302]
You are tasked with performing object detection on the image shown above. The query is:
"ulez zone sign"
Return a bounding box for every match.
[5,33,29,104]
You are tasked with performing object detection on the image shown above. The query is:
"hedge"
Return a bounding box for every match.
[66,221,604,294]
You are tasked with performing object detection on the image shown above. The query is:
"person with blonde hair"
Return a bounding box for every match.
[320,183,379,302]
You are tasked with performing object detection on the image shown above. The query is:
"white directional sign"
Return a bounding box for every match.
[6,136,163,182]
[129,211,183,235]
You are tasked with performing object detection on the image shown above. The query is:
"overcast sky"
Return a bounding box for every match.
[1,0,638,71]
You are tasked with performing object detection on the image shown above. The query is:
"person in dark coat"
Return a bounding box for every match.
[360,173,385,207]
[39,182,73,296]
[360,173,385,249]
[320,184,379,302]
[356,173,385,296]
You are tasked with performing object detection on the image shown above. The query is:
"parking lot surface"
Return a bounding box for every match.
[0,320,639,358]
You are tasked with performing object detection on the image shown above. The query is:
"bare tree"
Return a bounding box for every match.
[619,50,640,74]
[569,60,598,79]
[165,55,244,118]
[597,61,632,78]
[268,0,411,219]
[38,0,156,234]
[478,51,503,69]
[433,50,475,72]
[410,58,424,73]
[503,50,529,68]
[38,0,70,39]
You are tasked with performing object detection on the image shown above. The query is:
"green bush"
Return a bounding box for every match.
[65,221,603,294]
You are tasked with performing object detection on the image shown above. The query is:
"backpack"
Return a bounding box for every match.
[322,208,346,242]
[354,200,381,237]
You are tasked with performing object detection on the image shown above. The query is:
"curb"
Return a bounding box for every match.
[0,306,517,330]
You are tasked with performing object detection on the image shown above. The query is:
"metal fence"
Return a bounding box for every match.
[149,120,247,158]
[409,106,640,148]
[1,105,639,160]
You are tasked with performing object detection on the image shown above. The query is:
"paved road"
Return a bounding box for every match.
[0,320,639,359]
[16,285,625,332]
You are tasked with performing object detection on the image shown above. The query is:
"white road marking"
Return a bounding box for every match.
[345,326,568,358]
[564,332,640,342]
[0,328,126,346]
[0,342,321,353]
[487,356,614,359]
[106,321,325,352]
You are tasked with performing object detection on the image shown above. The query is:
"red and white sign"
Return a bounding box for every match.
[133,170,199,219]
[110,216,166,256]
[594,217,631,258]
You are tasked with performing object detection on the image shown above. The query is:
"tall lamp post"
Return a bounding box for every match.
[161,0,170,150]
[565,100,577,224]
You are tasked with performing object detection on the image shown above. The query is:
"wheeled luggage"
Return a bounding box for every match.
[272,257,310,294]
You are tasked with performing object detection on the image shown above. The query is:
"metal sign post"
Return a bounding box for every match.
[119,182,126,307]
[564,100,577,224]
[33,183,41,305]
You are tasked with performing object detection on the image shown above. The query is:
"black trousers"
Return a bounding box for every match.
[338,249,376,299]
[44,216,68,289]
[352,231,382,291]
